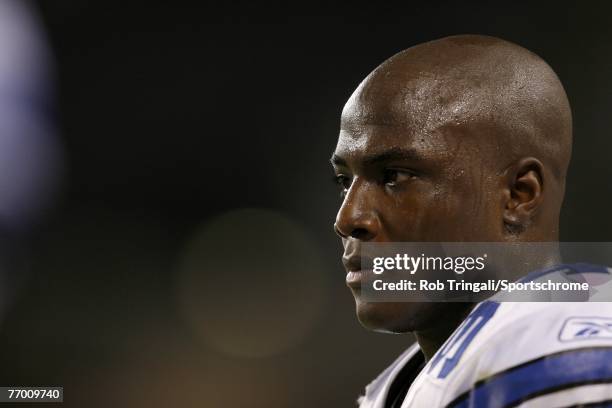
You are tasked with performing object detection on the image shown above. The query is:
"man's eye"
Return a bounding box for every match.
[383,169,415,186]
[333,174,351,197]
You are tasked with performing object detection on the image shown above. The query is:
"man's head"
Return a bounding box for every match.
[331,35,572,333]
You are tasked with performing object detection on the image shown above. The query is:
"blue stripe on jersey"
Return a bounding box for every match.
[428,301,500,379]
[518,263,610,283]
[449,347,612,408]
[565,263,611,274]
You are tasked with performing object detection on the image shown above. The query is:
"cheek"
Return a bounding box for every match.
[447,186,502,241]
[382,186,460,241]
[382,182,496,242]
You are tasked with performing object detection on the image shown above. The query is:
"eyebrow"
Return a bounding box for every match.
[330,147,423,167]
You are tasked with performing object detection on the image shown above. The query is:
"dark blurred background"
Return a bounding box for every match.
[0,1,610,407]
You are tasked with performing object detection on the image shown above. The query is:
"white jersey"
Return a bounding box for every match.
[358,263,612,408]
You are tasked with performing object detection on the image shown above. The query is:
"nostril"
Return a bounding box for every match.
[352,228,372,240]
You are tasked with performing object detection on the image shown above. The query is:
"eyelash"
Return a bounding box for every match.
[383,169,416,186]
[333,169,417,198]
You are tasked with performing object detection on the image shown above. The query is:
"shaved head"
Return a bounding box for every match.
[334,35,573,337]
[343,35,572,178]
[340,34,572,240]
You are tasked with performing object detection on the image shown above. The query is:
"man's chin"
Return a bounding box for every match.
[354,298,440,333]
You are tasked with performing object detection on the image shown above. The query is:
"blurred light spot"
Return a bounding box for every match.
[66,349,292,408]
[0,0,63,231]
[177,208,329,358]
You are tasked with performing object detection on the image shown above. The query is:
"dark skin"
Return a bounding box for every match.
[332,35,572,361]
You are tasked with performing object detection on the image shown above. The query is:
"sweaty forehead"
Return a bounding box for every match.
[341,62,503,139]
[339,34,541,147]
[334,121,459,168]
[336,72,479,166]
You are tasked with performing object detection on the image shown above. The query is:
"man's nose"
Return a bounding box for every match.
[334,178,380,241]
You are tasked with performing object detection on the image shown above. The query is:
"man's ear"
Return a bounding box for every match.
[502,157,544,233]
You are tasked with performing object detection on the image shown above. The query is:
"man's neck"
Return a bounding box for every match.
[414,302,474,362]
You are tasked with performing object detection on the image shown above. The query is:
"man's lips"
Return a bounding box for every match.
[343,242,376,291]
[346,270,362,288]
[346,269,374,290]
